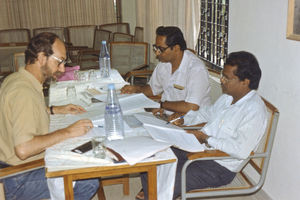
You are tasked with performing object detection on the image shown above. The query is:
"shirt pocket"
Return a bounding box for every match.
[219,120,238,138]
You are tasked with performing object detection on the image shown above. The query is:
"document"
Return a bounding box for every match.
[134,113,206,152]
[105,136,171,165]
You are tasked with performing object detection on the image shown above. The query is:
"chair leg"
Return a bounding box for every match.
[97,180,106,200]
[101,175,130,196]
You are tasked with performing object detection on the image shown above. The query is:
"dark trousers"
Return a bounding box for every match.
[141,147,236,200]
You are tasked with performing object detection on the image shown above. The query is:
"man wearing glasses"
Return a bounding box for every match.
[121,26,211,115]
[0,32,99,199]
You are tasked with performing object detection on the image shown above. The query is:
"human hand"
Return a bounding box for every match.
[65,119,93,137]
[152,108,164,117]
[120,85,138,94]
[186,130,208,144]
[53,104,86,115]
[167,112,184,126]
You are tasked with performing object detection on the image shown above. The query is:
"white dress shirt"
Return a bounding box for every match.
[184,90,268,172]
[149,50,211,108]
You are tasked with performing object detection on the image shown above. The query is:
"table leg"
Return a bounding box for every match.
[63,175,74,200]
[147,166,157,200]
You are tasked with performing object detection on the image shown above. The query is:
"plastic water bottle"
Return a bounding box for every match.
[99,40,111,78]
[104,83,124,140]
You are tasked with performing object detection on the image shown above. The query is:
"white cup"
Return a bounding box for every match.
[92,136,106,159]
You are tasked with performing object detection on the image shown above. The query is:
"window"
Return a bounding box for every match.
[197,0,229,68]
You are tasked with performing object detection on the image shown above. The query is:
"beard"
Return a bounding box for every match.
[41,64,63,82]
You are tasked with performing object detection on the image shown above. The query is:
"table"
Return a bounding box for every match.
[46,71,177,199]
[46,157,175,200]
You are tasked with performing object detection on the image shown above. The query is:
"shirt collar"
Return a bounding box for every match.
[234,90,256,106]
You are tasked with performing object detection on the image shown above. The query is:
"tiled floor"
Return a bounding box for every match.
[92,176,272,200]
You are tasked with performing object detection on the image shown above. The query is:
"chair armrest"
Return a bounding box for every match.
[187,150,230,160]
[123,69,153,82]
[0,159,44,180]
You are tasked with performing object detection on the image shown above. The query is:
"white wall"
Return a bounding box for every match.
[229,1,300,199]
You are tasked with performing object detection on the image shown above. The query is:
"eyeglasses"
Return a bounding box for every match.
[220,71,238,83]
[152,44,170,54]
[51,55,68,66]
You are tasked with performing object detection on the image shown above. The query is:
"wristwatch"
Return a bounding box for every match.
[50,106,54,115]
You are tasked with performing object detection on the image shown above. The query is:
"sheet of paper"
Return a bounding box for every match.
[105,136,171,165]
[134,113,206,152]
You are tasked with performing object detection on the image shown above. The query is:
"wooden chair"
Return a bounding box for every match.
[33,27,68,43]
[99,23,130,35]
[134,27,144,42]
[0,29,30,45]
[109,41,149,77]
[180,94,279,199]
[112,32,134,42]
[13,52,26,72]
[0,159,45,200]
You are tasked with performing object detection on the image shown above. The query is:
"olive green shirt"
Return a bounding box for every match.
[0,68,49,165]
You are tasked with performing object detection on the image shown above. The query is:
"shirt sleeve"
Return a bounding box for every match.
[184,60,210,107]
[148,64,163,96]
[8,88,40,146]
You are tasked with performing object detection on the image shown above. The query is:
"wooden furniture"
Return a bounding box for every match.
[33,27,68,43]
[46,158,175,200]
[109,41,149,76]
[0,29,30,45]
[112,32,134,42]
[134,27,144,42]
[180,97,279,199]
[13,52,25,72]
[99,23,130,35]
[0,159,45,200]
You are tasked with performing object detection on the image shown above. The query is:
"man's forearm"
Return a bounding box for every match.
[138,85,154,96]
[161,101,199,113]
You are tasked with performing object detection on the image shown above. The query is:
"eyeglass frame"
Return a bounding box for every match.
[152,44,171,54]
[220,70,239,83]
[50,54,68,66]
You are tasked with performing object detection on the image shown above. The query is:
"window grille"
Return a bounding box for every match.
[197,0,229,68]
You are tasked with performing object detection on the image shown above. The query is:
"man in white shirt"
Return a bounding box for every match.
[121,26,210,114]
[139,51,268,200]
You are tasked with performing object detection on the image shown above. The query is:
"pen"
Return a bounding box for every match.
[93,125,104,128]
[167,115,184,124]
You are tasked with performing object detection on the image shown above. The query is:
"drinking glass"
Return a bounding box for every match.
[66,85,76,98]
[92,136,106,159]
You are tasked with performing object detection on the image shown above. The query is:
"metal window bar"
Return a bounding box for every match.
[197,0,229,69]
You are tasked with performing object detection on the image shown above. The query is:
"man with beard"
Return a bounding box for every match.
[121,26,211,114]
[0,32,99,200]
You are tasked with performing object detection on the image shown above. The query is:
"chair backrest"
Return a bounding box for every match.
[99,23,130,34]
[110,42,148,75]
[0,46,27,74]
[134,27,144,42]
[93,29,111,50]
[112,32,133,42]
[13,52,25,72]
[33,27,68,43]
[0,29,30,46]
[67,25,96,48]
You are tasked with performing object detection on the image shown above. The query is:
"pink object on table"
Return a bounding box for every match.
[57,65,80,81]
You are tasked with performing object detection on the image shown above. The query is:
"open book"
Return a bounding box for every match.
[134,113,206,152]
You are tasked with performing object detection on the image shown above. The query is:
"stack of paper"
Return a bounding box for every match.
[134,113,206,152]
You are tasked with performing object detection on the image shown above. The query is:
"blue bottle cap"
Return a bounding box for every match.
[107,83,115,90]
[102,40,106,44]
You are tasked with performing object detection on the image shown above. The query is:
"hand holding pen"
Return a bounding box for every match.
[167,115,184,125]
